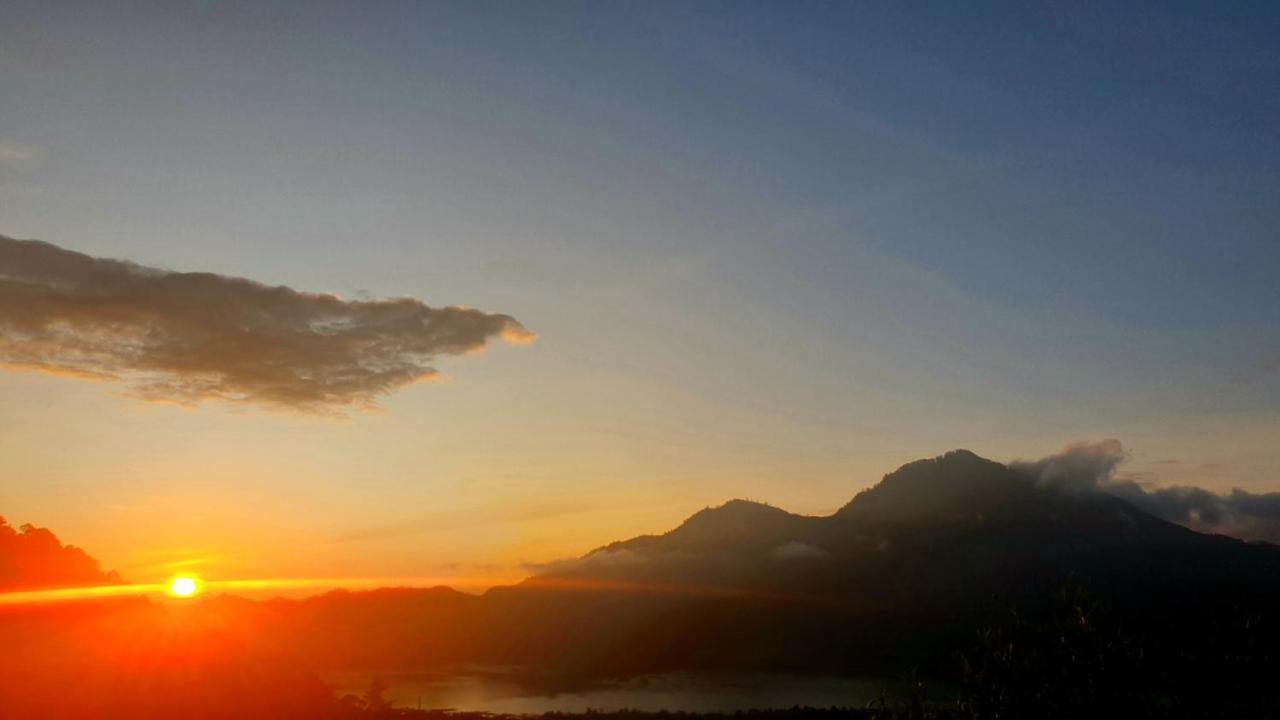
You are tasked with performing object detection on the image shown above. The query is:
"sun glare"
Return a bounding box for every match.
[166,575,201,598]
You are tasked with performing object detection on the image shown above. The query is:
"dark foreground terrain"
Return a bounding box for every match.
[324,707,1030,720]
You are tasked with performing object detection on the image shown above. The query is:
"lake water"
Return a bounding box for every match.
[328,670,906,713]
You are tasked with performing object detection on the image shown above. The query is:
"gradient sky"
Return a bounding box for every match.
[2,1,1278,585]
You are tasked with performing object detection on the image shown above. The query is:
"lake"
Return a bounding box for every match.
[328,670,908,713]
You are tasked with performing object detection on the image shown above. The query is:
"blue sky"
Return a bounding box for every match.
[1,1,1277,579]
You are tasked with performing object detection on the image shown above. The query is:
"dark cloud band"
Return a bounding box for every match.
[0,235,534,412]
[1013,440,1280,544]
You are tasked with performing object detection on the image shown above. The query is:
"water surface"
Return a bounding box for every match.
[329,670,906,713]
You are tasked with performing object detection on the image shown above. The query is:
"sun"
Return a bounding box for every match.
[165,574,202,598]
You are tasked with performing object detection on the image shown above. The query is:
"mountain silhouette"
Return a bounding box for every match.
[529,449,1277,606]
[484,449,1280,680]
[836,449,1035,522]
[5,450,1280,715]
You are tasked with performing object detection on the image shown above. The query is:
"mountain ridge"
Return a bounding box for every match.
[509,448,1280,645]
[6,448,1280,698]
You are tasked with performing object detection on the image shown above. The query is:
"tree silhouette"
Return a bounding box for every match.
[362,677,394,717]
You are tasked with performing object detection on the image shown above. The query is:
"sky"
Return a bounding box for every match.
[1,1,1278,586]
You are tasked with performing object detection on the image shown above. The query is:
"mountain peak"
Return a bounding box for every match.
[586,499,813,558]
[675,499,793,532]
[687,498,788,522]
[837,449,1034,523]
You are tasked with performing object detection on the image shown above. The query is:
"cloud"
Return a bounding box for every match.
[0,142,40,163]
[1104,483,1280,543]
[1013,440,1280,544]
[1010,439,1126,492]
[769,541,830,560]
[332,499,592,544]
[0,235,534,412]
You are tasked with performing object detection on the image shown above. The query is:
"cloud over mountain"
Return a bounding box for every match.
[0,235,534,412]
[1013,440,1280,544]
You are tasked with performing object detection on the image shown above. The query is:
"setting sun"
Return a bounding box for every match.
[166,575,201,599]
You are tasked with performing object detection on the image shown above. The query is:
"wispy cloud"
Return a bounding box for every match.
[0,235,534,413]
[1013,440,1280,544]
[0,142,40,163]
[332,498,591,545]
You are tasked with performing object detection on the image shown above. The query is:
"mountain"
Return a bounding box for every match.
[532,449,1279,603]
[490,449,1280,679]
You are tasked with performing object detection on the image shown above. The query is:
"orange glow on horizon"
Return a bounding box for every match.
[0,573,834,607]
[0,582,166,606]
[0,572,833,608]
[0,574,524,607]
